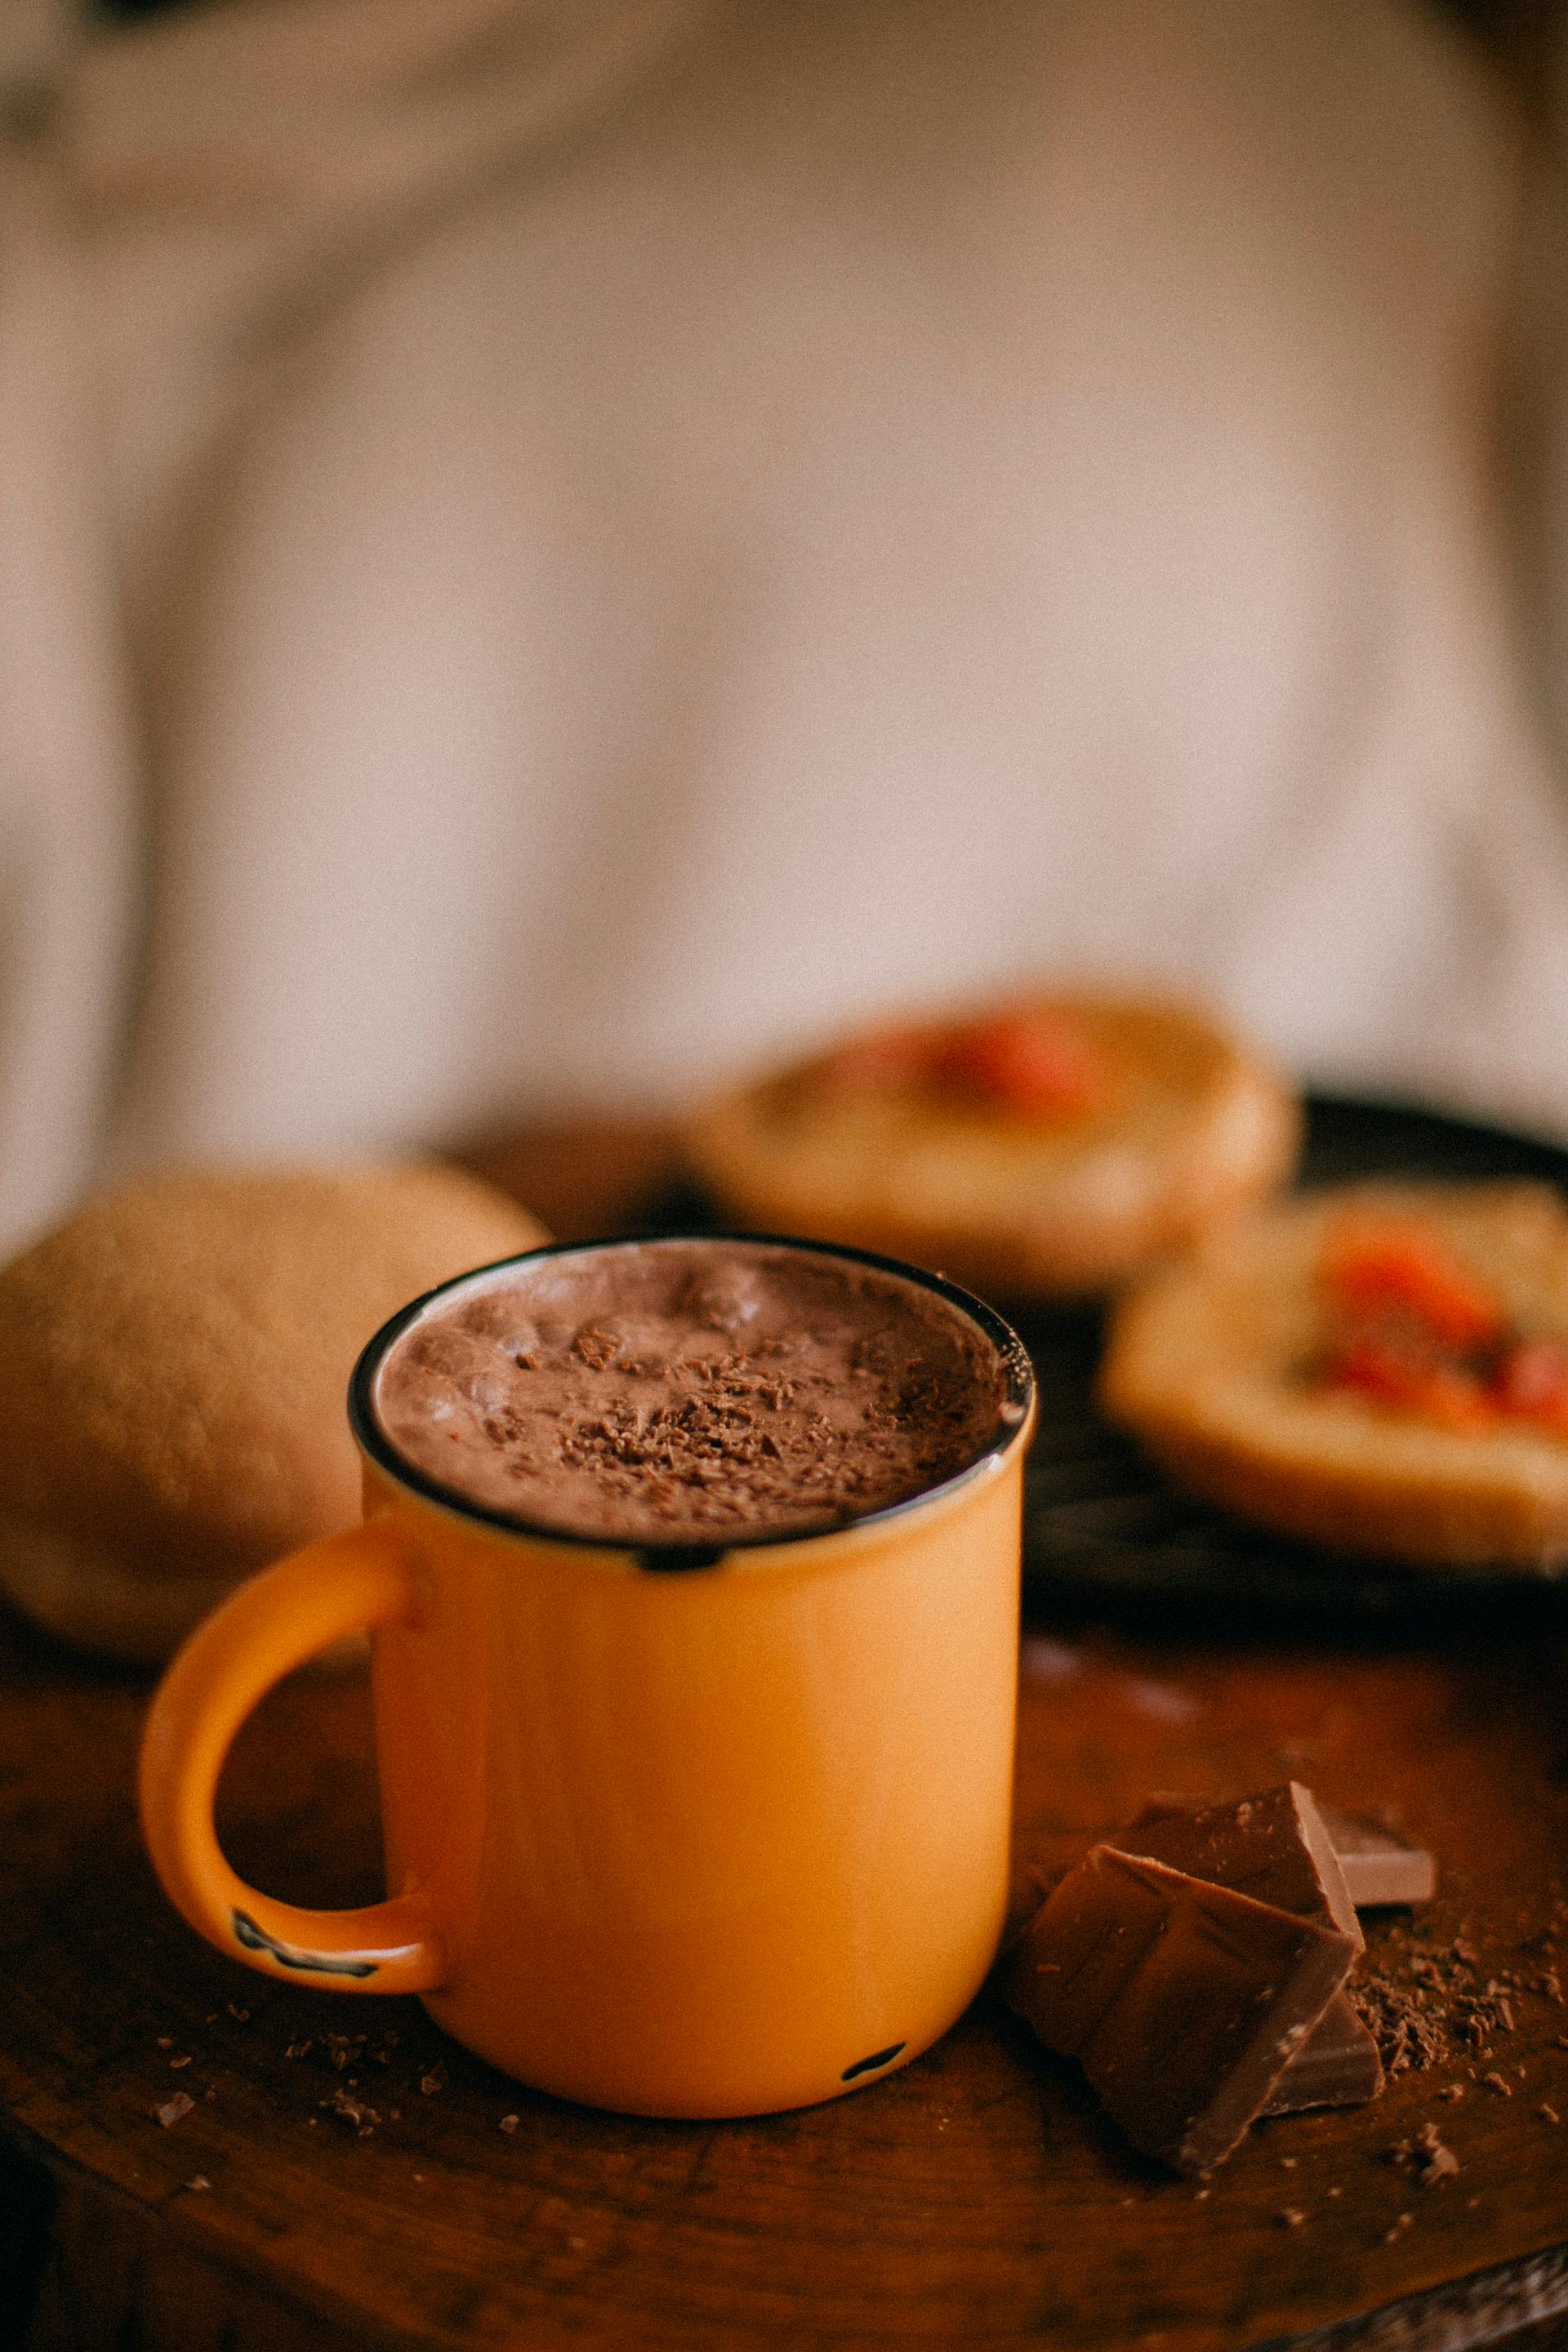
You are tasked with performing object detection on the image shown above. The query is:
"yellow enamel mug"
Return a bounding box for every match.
[138,1235,1036,2118]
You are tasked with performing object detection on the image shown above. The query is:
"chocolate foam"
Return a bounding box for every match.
[371,1240,1008,1545]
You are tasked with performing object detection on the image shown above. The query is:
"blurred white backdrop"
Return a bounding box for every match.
[3,0,1568,1253]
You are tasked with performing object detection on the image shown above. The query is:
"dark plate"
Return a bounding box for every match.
[1013,1093,1568,1636]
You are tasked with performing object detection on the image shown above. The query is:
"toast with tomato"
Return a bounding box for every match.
[1099,1181,1568,1568]
[684,994,1299,1298]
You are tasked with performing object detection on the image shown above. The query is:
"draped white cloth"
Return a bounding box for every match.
[3,0,1568,1258]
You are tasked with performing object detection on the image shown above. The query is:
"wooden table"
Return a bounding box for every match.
[8,1103,1568,2350]
[8,1561,1568,2349]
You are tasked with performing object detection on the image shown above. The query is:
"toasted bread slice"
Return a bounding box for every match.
[1099,1180,1568,1568]
[685,994,1300,1298]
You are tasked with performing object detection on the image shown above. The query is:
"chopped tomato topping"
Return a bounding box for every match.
[816,1004,1105,1119]
[1321,1339,1497,1430]
[1319,1223,1504,1353]
[1490,1336,1568,1434]
[1313,1216,1568,1437]
[934,1009,1104,1119]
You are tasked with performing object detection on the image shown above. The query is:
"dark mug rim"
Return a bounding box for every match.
[347,1231,1036,1564]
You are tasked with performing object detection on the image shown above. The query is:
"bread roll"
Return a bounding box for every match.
[684,994,1300,1298]
[1099,1181,1568,1568]
[0,1163,546,1660]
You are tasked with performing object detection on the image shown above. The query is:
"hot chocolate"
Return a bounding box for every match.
[371,1238,1009,1544]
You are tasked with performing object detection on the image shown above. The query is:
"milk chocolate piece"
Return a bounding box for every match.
[1008,1846,1357,2173]
[1116,1784,1383,2112]
[1116,1784,1362,1949]
[1316,1805,1437,1908]
[1129,1790,1435,1910]
[1260,1992,1384,2114]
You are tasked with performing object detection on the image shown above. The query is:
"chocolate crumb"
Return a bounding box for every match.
[1350,1976,1445,2075]
[1481,2070,1513,2096]
[420,2065,448,2096]
[168,2055,192,2069]
[500,2114,519,2133]
[156,2036,172,2048]
[185,2176,210,2191]
[1539,2103,1561,2123]
[154,2093,194,2128]
[1419,2145,1459,2185]
[321,2087,380,2137]
[1279,2207,1307,2228]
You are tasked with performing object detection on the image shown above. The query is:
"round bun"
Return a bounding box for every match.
[0,1163,547,1661]
[1098,1180,1568,1570]
[684,993,1300,1298]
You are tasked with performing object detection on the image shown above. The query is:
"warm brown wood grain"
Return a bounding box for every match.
[6,1588,1568,2352]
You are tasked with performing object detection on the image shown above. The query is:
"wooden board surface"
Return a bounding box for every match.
[7,1576,1568,2350]
[8,1100,1568,2351]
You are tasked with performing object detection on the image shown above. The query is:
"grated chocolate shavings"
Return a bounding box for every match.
[321,2087,380,2137]
[1349,1976,1446,2076]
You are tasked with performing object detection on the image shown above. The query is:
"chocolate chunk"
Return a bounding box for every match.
[1316,1806,1437,1907]
[1116,1784,1362,1949]
[1261,1992,1385,2114]
[1117,1784,1382,2114]
[1008,1846,1357,2173]
[1131,1790,1435,1911]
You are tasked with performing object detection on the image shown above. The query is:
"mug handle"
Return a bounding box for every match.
[138,1519,444,1994]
